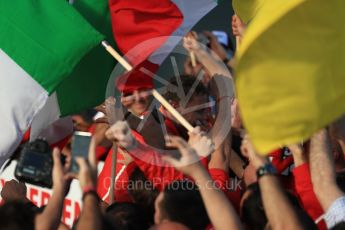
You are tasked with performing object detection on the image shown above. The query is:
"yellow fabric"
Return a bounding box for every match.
[232,0,266,24]
[235,0,345,154]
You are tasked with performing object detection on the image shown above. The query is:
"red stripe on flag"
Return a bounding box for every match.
[109,0,183,65]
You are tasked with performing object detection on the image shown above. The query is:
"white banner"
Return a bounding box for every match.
[0,160,104,228]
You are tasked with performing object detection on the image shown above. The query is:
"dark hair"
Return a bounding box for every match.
[105,202,149,230]
[161,180,210,230]
[163,75,208,103]
[241,183,268,230]
[128,167,159,225]
[76,109,97,124]
[0,201,35,230]
[72,211,118,230]
[336,172,345,193]
[330,221,345,230]
[287,195,317,230]
[242,183,317,230]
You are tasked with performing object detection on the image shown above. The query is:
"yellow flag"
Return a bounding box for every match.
[232,0,266,24]
[235,0,345,153]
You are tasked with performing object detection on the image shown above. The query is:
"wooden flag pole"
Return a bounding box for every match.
[102,41,132,71]
[190,51,197,67]
[151,89,194,132]
[101,40,194,133]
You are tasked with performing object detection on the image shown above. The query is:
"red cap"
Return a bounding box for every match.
[116,60,158,94]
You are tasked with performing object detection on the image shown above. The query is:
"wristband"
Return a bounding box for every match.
[82,186,99,201]
[256,163,277,179]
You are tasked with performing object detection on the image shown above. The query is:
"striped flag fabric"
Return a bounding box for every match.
[109,0,219,68]
[0,0,103,166]
[57,0,117,116]
[30,0,117,142]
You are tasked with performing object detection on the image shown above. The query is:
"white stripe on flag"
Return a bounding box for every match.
[149,0,217,64]
[0,49,48,166]
[35,117,73,145]
[30,92,61,141]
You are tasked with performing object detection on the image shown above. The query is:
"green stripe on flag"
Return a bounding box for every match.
[0,0,104,93]
[56,0,118,115]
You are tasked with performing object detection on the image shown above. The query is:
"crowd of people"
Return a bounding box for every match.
[1,15,345,230]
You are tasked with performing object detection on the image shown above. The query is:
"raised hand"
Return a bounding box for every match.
[35,148,72,230]
[164,136,243,230]
[232,15,247,37]
[188,126,215,157]
[1,179,28,203]
[241,134,268,169]
[203,30,228,61]
[163,135,201,176]
[183,31,201,53]
[52,147,72,191]
[105,121,136,150]
[94,97,121,125]
[94,101,108,124]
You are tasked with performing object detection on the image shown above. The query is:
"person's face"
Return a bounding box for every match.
[121,89,152,116]
[178,94,212,131]
[154,192,165,224]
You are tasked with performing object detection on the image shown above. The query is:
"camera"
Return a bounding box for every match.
[15,139,53,188]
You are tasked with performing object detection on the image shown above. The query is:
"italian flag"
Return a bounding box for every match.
[0,0,103,166]
[30,0,117,143]
[109,0,219,67]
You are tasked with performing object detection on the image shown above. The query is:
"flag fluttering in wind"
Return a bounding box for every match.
[0,0,103,166]
[56,0,117,116]
[232,0,265,24]
[235,0,345,153]
[30,0,117,141]
[109,0,219,68]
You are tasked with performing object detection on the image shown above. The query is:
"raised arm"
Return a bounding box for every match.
[35,148,71,230]
[105,122,215,191]
[183,32,231,78]
[243,136,303,230]
[289,144,325,227]
[309,129,344,210]
[163,135,242,230]
[74,138,102,230]
[105,121,184,191]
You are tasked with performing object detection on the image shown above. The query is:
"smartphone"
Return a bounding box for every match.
[70,131,92,173]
